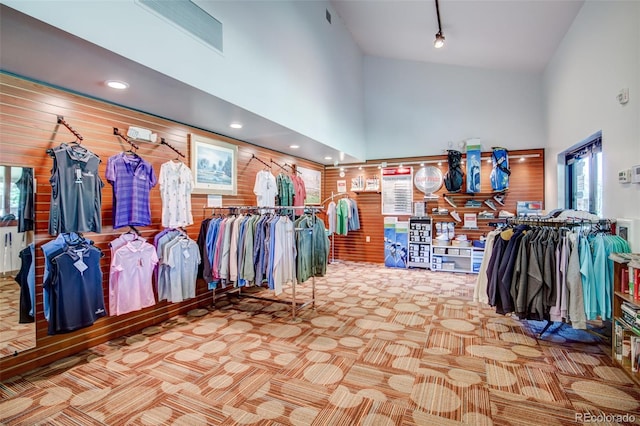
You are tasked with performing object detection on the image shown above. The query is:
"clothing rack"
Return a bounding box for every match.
[321,192,351,263]
[503,215,614,338]
[250,154,271,169]
[113,127,139,150]
[203,205,322,321]
[57,116,84,142]
[160,138,186,158]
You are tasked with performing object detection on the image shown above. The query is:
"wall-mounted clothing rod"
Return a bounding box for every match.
[284,162,301,174]
[203,205,323,212]
[250,154,271,169]
[270,158,287,171]
[113,127,139,150]
[505,217,614,227]
[57,116,83,142]
[160,138,185,158]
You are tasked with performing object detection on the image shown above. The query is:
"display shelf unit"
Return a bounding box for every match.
[611,256,640,385]
[431,245,484,274]
[407,217,432,268]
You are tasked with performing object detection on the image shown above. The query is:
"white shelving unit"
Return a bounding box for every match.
[407,217,432,269]
[431,245,484,274]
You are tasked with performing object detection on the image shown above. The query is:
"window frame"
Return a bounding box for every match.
[563,132,602,216]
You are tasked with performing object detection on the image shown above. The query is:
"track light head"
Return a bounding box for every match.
[434,31,445,49]
[433,0,445,49]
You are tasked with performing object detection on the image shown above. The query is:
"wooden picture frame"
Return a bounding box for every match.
[189,133,238,195]
[297,165,321,205]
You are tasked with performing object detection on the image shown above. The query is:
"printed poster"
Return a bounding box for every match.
[466,144,482,193]
[381,167,413,215]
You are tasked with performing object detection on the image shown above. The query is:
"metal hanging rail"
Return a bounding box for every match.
[113,127,139,150]
[57,116,84,142]
[250,154,271,169]
[270,158,287,172]
[160,138,186,158]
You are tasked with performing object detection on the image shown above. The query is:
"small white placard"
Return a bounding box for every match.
[207,194,222,208]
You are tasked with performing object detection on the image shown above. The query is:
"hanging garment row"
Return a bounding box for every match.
[326,196,361,236]
[155,228,200,304]
[41,233,106,335]
[109,230,158,316]
[47,140,195,236]
[253,167,307,210]
[475,221,630,329]
[197,210,329,296]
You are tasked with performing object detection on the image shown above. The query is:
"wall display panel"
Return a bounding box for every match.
[323,149,544,264]
[0,73,323,378]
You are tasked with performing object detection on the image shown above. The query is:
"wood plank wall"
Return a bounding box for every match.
[323,149,545,264]
[0,73,323,379]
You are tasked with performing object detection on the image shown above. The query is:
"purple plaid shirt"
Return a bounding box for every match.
[106,153,157,228]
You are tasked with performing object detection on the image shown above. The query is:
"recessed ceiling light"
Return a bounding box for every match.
[229,123,243,129]
[105,80,129,90]
[519,157,525,162]
[324,156,332,160]
[289,144,300,149]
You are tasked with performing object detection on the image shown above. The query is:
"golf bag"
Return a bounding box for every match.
[444,150,464,193]
[490,147,510,191]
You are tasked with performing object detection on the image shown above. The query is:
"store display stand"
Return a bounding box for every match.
[611,254,640,385]
[407,216,432,269]
[431,245,483,273]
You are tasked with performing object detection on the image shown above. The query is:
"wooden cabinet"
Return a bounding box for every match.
[611,255,640,385]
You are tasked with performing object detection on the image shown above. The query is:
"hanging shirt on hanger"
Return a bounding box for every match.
[159,160,194,228]
[106,152,157,229]
[326,201,336,235]
[48,143,103,235]
[110,234,157,316]
[254,170,278,208]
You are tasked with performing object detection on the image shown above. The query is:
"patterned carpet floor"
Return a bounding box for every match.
[1,261,639,425]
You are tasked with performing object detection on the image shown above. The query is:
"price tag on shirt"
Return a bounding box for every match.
[75,168,83,184]
[183,250,190,259]
[74,259,88,273]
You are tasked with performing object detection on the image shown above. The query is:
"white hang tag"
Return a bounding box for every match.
[74,259,88,273]
[183,250,190,259]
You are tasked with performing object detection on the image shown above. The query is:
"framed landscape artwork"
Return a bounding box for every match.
[297,165,321,204]
[190,134,238,195]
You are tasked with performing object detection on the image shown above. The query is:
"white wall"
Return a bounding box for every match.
[544,0,640,224]
[363,56,545,159]
[4,0,366,159]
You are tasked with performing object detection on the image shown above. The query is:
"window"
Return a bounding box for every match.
[0,166,22,218]
[564,133,602,216]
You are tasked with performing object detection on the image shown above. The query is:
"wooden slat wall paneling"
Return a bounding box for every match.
[323,149,545,264]
[0,73,323,378]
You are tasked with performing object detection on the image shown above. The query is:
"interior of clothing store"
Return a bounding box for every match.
[1,1,640,424]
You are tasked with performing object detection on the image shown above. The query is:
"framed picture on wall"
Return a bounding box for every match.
[189,134,238,195]
[297,165,321,204]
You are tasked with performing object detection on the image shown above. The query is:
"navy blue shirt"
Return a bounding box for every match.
[47,245,106,335]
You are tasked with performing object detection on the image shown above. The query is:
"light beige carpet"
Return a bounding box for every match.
[1,261,639,425]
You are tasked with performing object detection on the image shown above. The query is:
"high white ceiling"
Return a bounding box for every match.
[0,1,584,164]
[331,0,584,72]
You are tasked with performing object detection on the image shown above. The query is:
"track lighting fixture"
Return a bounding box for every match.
[434,0,445,49]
